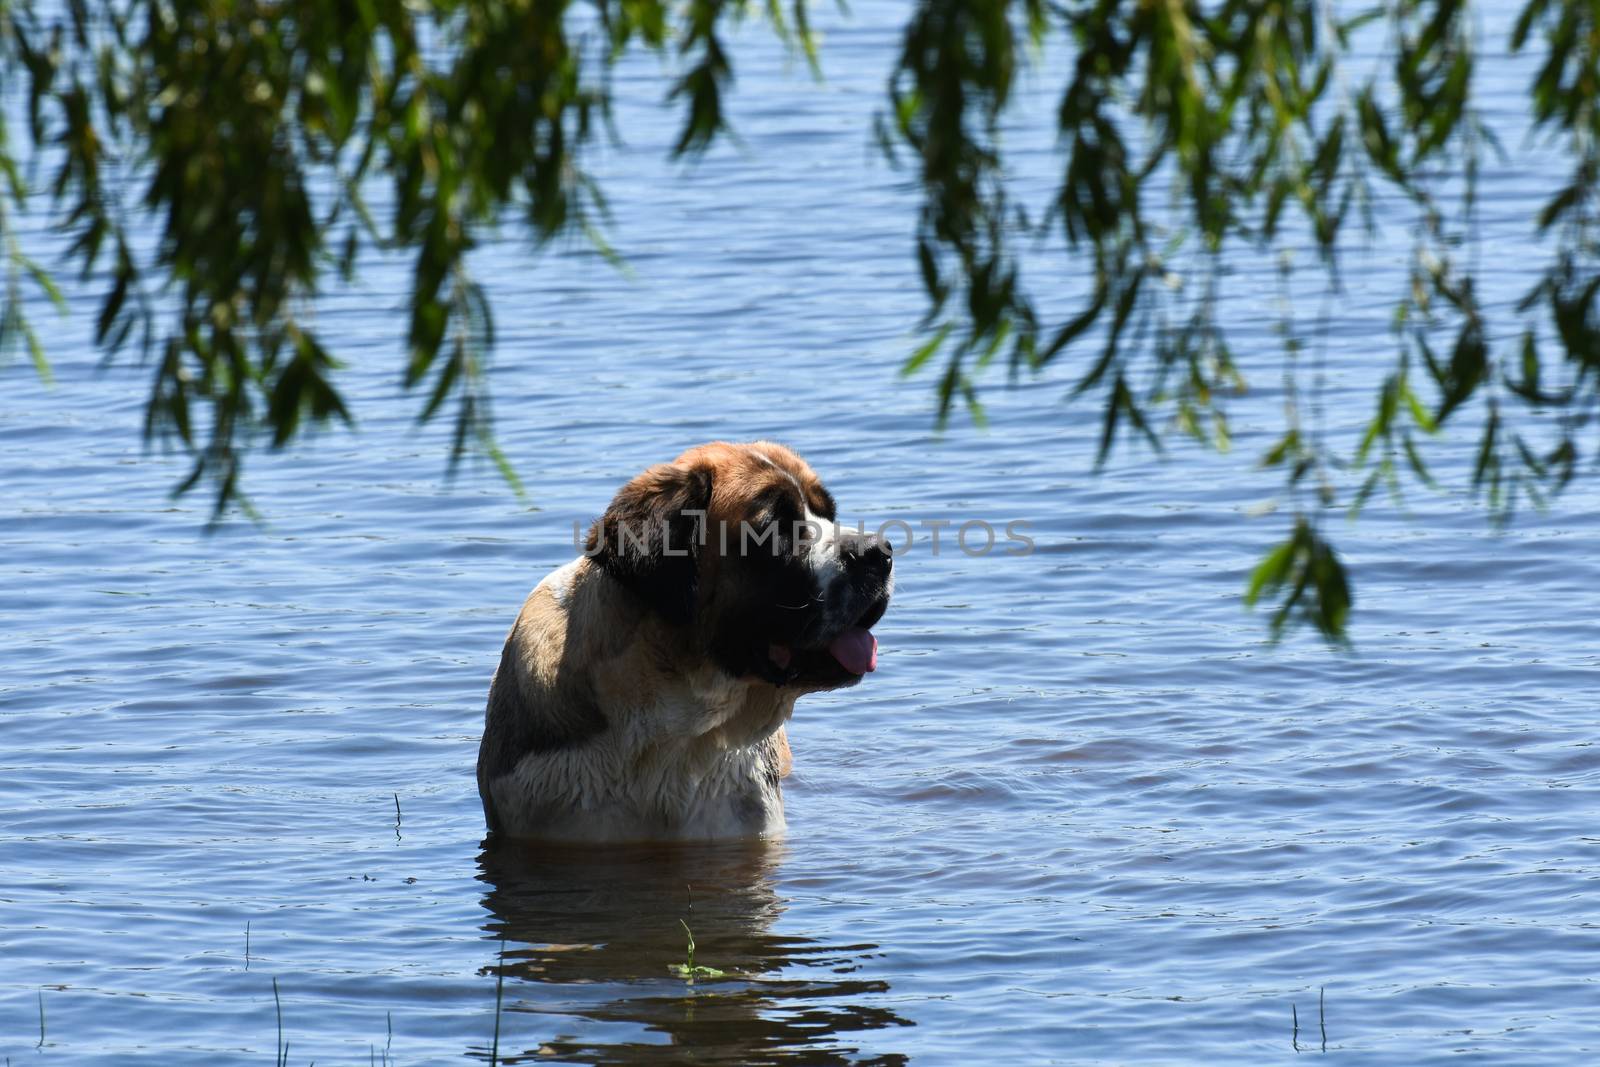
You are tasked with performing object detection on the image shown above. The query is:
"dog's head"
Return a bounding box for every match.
[585,441,893,691]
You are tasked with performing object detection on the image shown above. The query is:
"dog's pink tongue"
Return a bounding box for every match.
[828,627,877,674]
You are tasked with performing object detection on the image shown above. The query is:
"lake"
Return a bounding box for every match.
[5,2,1600,1063]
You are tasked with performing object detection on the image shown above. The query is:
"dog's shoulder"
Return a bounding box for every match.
[478,558,615,830]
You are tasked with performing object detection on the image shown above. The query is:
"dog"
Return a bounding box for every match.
[477,441,893,842]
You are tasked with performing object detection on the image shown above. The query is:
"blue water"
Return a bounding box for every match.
[6,2,1600,1063]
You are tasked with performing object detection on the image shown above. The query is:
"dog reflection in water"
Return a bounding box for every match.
[476,839,912,1062]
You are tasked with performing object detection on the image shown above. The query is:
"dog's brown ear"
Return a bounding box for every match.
[586,462,711,625]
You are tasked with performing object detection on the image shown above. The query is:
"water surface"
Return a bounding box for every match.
[5,3,1600,1063]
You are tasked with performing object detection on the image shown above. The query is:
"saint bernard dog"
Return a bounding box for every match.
[477,441,893,842]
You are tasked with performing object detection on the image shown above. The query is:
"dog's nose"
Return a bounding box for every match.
[841,530,892,571]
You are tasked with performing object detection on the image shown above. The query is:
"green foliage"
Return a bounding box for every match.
[3,0,1600,641]
[668,919,726,980]
[1245,517,1352,646]
[889,0,1600,644]
[0,0,798,518]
